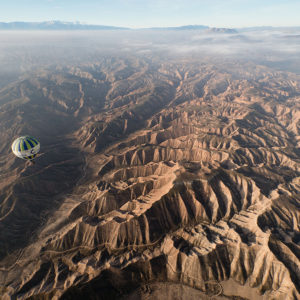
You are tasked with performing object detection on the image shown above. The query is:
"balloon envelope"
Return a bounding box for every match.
[11,136,40,160]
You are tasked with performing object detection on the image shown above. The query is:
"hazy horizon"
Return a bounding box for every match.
[1,0,300,28]
[0,21,300,30]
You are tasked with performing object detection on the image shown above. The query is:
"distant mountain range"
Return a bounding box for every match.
[0,21,298,32]
[147,25,238,33]
[0,21,238,32]
[0,21,128,30]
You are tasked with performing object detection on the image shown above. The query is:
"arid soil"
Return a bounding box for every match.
[0,57,299,299]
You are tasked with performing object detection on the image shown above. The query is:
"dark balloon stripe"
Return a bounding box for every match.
[26,138,35,148]
[29,137,39,146]
[23,140,29,151]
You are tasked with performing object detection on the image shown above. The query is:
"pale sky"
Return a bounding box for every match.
[1,0,300,28]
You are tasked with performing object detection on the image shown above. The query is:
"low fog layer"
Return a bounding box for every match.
[0,28,300,88]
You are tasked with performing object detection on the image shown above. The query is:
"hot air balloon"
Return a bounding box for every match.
[11,136,40,162]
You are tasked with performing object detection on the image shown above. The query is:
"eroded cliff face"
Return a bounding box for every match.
[0,58,299,300]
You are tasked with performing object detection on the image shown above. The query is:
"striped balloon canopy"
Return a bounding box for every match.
[11,136,40,161]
